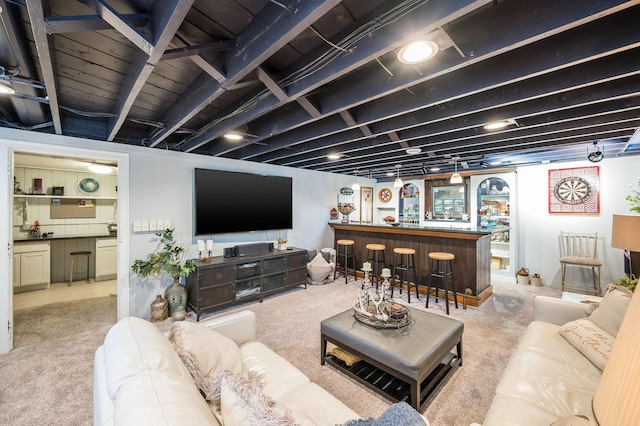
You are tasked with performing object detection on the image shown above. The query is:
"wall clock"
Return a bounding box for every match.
[378,188,392,203]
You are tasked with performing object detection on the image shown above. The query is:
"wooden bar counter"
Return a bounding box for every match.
[330,223,495,307]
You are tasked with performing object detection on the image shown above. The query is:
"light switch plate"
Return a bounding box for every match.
[149,221,157,231]
[133,222,142,232]
[141,221,149,232]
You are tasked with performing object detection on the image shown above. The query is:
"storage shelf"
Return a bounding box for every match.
[14,194,117,200]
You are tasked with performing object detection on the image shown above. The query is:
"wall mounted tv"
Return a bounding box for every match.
[194,168,293,235]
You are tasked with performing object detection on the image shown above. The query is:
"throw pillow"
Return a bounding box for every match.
[339,402,426,426]
[169,321,247,400]
[558,318,615,370]
[588,284,633,337]
[219,372,300,426]
[307,252,332,284]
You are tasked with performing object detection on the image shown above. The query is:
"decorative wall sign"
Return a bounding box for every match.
[548,166,600,214]
[378,188,392,203]
[360,187,374,224]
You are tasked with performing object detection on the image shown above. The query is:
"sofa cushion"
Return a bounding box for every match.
[114,368,219,426]
[169,321,247,400]
[103,317,193,399]
[486,321,599,424]
[239,341,310,401]
[588,284,632,337]
[558,318,614,370]
[550,415,597,425]
[278,382,361,426]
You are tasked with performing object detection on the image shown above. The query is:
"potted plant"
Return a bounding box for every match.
[277,238,288,250]
[131,228,196,320]
[617,275,638,292]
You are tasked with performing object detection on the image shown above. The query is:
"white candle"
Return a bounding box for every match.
[362,262,372,271]
[381,268,391,278]
[206,239,214,251]
[197,239,205,252]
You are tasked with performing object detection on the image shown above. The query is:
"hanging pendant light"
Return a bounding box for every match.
[393,165,403,188]
[352,169,360,191]
[450,157,463,184]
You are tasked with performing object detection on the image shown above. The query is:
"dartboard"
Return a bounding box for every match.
[378,188,392,203]
[554,177,591,205]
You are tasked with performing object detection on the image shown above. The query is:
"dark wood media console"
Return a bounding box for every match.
[186,248,308,320]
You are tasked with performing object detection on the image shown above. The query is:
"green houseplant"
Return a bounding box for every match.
[131,228,196,320]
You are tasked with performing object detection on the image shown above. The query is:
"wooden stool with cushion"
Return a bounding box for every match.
[425,251,458,315]
[364,243,386,290]
[391,247,419,303]
[335,239,356,284]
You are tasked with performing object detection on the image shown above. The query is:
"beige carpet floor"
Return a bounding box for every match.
[0,280,559,425]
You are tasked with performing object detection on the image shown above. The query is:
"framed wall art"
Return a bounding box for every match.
[548,166,600,215]
[360,187,374,224]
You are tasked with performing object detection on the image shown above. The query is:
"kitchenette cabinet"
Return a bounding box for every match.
[96,238,117,281]
[13,241,51,292]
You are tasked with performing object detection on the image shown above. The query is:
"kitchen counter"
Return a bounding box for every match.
[329,222,494,306]
[14,233,116,242]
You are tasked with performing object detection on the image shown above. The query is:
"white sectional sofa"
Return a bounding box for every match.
[93,310,362,426]
[476,285,638,426]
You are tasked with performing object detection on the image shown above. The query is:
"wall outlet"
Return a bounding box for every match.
[149,221,157,231]
[156,220,165,231]
[141,221,149,232]
[133,222,141,232]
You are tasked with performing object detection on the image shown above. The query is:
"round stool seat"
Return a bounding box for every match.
[366,243,386,251]
[71,251,92,256]
[428,252,454,261]
[337,239,355,246]
[394,247,416,256]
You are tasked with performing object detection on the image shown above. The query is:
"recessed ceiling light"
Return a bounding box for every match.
[484,119,517,131]
[88,164,113,174]
[223,132,243,140]
[327,153,341,160]
[386,171,395,177]
[397,40,439,64]
[406,148,422,155]
[489,161,503,166]
[430,167,440,172]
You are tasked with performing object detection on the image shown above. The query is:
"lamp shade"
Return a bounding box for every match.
[611,214,640,252]
[592,289,640,424]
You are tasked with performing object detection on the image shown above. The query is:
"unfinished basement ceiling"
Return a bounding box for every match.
[0,0,639,180]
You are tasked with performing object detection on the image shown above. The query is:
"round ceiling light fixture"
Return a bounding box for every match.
[397,40,439,64]
[223,132,243,141]
[484,119,517,131]
[87,164,113,174]
[327,153,341,160]
[0,82,16,95]
[406,148,422,155]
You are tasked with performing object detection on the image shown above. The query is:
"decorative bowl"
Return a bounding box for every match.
[388,222,400,226]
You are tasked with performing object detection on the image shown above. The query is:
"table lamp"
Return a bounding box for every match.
[611,214,640,278]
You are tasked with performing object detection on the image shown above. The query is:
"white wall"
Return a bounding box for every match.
[0,128,371,336]
[516,157,636,288]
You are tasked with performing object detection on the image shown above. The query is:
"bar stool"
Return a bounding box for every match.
[69,251,92,286]
[391,247,419,303]
[426,252,458,315]
[364,243,386,290]
[335,240,356,284]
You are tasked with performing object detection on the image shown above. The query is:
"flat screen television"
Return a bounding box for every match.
[194,168,293,235]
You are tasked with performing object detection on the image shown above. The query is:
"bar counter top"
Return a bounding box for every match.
[330,222,495,306]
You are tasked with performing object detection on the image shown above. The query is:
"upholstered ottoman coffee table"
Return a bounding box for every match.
[320,307,463,411]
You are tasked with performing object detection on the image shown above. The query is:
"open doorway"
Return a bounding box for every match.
[10,151,122,349]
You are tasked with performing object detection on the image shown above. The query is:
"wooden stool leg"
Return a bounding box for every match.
[69,255,74,286]
[86,254,91,283]
[412,254,419,302]
[426,257,433,308]
[450,260,458,310]
[391,252,398,298]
